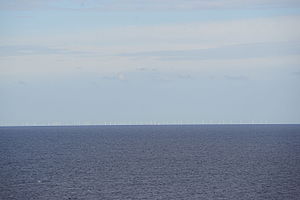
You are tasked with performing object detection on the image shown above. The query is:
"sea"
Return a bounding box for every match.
[0,124,299,200]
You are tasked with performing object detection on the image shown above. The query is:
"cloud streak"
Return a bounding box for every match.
[119,42,300,61]
[224,75,248,81]
[0,45,90,57]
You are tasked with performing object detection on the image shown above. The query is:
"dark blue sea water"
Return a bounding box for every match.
[0,125,299,200]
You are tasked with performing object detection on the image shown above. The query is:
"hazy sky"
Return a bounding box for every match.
[1,0,300,125]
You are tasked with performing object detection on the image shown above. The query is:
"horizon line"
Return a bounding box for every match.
[0,122,299,127]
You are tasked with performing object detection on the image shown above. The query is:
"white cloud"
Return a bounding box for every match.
[2,15,299,53]
[0,16,299,77]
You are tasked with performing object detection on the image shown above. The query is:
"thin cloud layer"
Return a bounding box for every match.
[1,0,300,11]
[0,45,89,57]
[119,42,300,61]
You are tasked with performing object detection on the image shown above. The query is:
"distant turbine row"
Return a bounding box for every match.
[0,120,285,127]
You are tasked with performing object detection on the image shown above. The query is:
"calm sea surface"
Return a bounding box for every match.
[0,125,299,200]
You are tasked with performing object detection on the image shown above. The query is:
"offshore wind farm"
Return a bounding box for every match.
[0,120,278,127]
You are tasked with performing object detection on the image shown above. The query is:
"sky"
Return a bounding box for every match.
[0,0,300,125]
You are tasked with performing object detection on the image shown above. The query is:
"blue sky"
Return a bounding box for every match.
[0,0,300,125]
